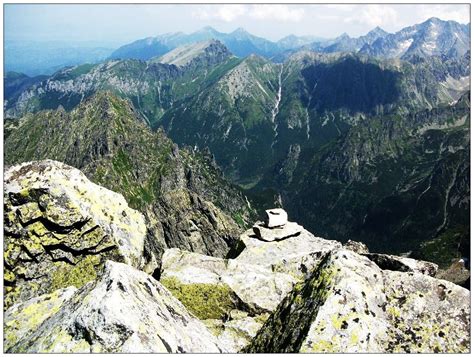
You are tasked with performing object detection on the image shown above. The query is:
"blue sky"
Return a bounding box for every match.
[5,4,471,46]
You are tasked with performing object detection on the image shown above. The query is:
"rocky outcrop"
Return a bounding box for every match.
[159,219,343,352]
[363,253,438,277]
[4,261,224,353]
[343,240,369,254]
[236,224,342,280]
[160,248,294,316]
[4,160,147,308]
[245,249,470,353]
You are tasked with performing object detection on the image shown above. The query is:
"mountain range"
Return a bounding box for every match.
[4,17,471,267]
[108,26,318,61]
[5,17,469,76]
[109,17,469,62]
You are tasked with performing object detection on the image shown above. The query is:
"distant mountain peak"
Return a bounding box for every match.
[337,32,351,40]
[153,39,232,67]
[367,26,388,36]
[424,16,443,23]
[198,26,220,34]
[233,27,248,33]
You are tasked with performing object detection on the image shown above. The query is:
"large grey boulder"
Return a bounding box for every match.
[245,249,470,353]
[4,160,147,309]
[159,223,343,352]
[160,248,295,315]
[4,261,224,353]
[236,225,342,280]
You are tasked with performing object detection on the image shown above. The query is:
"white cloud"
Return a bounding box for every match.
[192,5,247,22]
[192,4,305,23]
[343,5,399,28]
[418,5,470,24]
[323,4,355,12]
[249,5,305,22]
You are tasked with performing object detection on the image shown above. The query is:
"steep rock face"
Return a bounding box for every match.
[5,92,254,264]
[245,249,470,353]
[160,54,282,181]
[4,160,147,308]
[4,261,224,353]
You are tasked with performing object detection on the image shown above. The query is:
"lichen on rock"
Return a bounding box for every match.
[4,160,147,308]
[245,249,470,353]
[4,261,224,353]
[160,276,238,320]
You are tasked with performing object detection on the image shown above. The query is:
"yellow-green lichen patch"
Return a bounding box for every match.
[4,286,21,311]
[253,313,270,325]
[4,288,75,351]
[301,338,336,353]
[202,319,225,337]
[51,255,101,291]
[161,276,237,320]
[5,270,16,283]
[37,327,91,353]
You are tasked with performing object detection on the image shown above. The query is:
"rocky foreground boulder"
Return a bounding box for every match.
[3,162,471,354]
[4,160,148,308]
[158,220,342,352]
[245,249,470,353]
[4,261,224,353]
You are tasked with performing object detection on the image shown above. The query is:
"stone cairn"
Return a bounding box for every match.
[252,208,303,242]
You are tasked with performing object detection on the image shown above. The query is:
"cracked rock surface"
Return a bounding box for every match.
[158,223,343,352]
[4,261,223,353]
[4,160,147,309]
[245,249,470,353]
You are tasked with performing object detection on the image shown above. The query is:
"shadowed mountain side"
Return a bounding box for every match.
[301,57,401,114]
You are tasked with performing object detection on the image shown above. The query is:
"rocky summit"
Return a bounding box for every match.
[3,164,470,353]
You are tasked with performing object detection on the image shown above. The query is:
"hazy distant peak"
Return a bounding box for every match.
[367,26,388,37]
[153,39,231,67]
[197,26,221,34]
[232,27,248,34]
[337,32,351,40]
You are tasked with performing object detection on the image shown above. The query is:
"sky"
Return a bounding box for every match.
[4,3,471,47]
